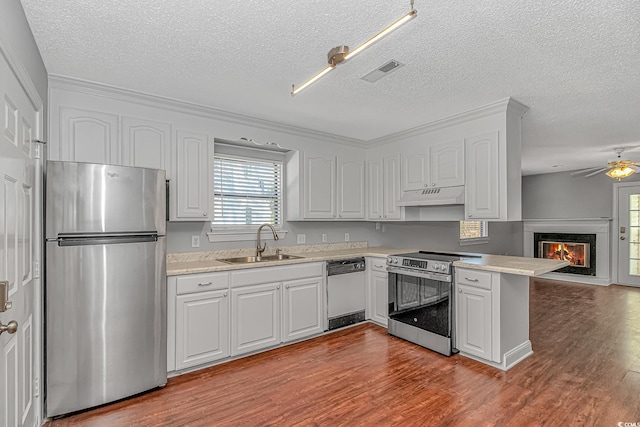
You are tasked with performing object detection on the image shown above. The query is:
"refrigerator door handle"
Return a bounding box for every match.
[57,235,158,246]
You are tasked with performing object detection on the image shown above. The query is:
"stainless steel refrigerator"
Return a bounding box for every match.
[45,161,167,417]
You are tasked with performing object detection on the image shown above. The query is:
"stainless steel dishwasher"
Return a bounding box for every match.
[326,258,366,330]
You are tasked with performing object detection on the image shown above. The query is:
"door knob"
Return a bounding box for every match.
[0,320,18,335]
[621,236,626,240]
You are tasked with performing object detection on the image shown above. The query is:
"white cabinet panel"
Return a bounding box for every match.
[383,154,402,220]
[456,284,492,360]
[303,154,336,218]
[122,117,172,178]
[430,140,464,188]
[368,154,402,221]
[172,130,213,221]
[370,271,388,326]
[367,158,383,220]
[175,290,229,370]
[465,132,499,219]
[337,157,365,219]
[282,277,324,342]
[402,149,429,191]
[59,107,119,164]
[231,282,281,356]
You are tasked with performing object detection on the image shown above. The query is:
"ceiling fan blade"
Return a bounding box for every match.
[584,168,609,177]
[570,167,606,175]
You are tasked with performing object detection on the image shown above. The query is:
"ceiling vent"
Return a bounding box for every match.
[361,60,404,83]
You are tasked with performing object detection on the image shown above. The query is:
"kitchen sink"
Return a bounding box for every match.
[218,254,303,264]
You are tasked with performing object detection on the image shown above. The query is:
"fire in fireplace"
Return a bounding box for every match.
[539,241,590,267]
[533,233,596,276]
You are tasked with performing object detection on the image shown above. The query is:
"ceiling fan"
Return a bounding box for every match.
[570,148,639,181]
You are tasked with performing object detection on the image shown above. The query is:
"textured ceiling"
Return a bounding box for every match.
[20,0,640,175]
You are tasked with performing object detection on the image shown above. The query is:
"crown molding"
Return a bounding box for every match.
[49,75,529,149]
[368,97,529,147]
[48,74,366,147]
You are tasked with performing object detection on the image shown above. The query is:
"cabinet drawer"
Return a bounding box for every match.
[368,258,388,272]
[231,262,323,288]
[177,272,229,294]
[456,269,492,290]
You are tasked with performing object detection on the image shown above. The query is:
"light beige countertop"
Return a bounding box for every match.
[453,255,569,276]
[167,243,568,277]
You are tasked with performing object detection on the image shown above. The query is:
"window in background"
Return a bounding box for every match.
[212,155,283,228]
[459,220,489,244]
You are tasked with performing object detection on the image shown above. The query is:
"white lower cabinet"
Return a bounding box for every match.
[282,277,324,342]
[176,289,230,369]
[231,282,282,356]
[456,284,492,360]
[367,257,388,326]
[455,267,532,369]
[229,262,324,357]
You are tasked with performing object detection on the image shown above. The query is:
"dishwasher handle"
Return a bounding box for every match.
[326,258,366,276]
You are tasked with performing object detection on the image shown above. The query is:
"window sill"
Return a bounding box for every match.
[207,229,289,243]
[459,237,490,246]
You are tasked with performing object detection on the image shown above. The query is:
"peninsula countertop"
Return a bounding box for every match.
[166,243,569,277]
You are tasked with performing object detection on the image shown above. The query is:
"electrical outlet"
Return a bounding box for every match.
[344,232,350,242]
[297,234,306,244]
[191,235,200,248]
[322,234,327,243]
[375,222,380,230]
[382,225,387,233]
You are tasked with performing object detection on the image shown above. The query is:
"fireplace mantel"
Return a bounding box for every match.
[523,219,611,285]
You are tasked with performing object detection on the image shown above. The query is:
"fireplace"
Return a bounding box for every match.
[533,233,597,276]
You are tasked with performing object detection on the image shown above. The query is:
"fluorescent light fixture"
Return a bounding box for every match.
[344,10,417,61]
[291,65,335,96]
[291,2,417,96]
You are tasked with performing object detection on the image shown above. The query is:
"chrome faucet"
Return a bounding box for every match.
[256,223,279,259]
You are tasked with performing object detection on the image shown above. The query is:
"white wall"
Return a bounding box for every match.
[167,219,523,256]
[522,170,640,219]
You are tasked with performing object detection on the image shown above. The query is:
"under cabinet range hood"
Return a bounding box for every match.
[397,186,465,206]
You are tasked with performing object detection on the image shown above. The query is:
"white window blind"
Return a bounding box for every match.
[213,155,282,227]
[459,220,488,240]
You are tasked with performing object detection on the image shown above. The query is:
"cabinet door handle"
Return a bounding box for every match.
[223,292,227,297]
[198,282,213,287]
[432,183,435,187]
[375,264,384,268]
[276,285,280,289]
[458,288,462,293]
[464,278,479,282]
[285,285,289,289]
[339,214,342,218]
[203,212,207,216]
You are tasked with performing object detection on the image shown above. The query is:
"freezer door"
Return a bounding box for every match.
[46,237,167,417]
[46,161,166,236]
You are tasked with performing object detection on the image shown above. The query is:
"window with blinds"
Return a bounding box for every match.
[212,155,283,228]
[459,220,488,241]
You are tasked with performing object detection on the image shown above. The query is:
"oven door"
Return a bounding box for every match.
[388,267,452,338]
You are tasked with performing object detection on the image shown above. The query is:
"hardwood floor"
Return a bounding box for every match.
[48,278,640,426]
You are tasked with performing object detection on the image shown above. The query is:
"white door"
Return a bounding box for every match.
[282,277,323,343]
[336,156,365,219]
[231,282,281,356]
[0,49,40,427]
[617,185,640,286]
[456,284,492,360]
[303,154,335,219]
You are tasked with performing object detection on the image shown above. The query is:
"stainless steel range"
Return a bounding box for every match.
[387,251,464,356]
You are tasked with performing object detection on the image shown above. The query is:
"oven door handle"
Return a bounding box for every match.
[387,266,452,282]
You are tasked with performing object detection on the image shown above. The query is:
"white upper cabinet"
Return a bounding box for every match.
[430,140,465,188]
[368,154,402,220]
[401,140,464,191]
[337,156,365,219]
[171,130,214,221]
[303,153,336,218]
[58,107,119,164]
[287,151,365,220]
[401,148,429,191]
[465,132,499,219]
[122,117,172,179]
